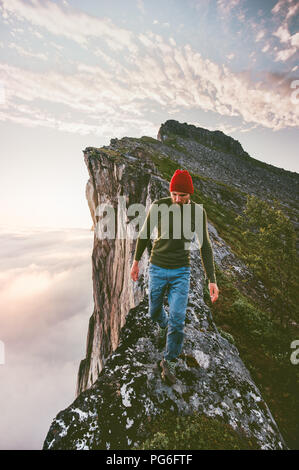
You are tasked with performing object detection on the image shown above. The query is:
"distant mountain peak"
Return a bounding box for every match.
[157,120,248,159]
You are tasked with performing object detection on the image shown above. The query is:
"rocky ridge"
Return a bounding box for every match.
[43,120,296,450]
[44,248,286,450]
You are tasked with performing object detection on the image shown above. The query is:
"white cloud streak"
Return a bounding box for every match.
[271,0,299,62]
[0,0,137,52]
[272,0,299,19]
[8,41,48,60]
[217,0,240,16]
[0,0,298,135]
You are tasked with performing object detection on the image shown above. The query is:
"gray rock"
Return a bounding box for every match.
[43,248,286,449]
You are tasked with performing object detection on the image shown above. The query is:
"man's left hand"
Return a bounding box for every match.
[209,283,219,303]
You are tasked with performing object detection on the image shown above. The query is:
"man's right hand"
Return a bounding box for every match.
[131,260,139,281]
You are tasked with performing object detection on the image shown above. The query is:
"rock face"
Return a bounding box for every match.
[43,120,295,450]
[77,147,165,394]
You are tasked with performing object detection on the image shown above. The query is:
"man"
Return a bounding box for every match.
[130,169,219,385]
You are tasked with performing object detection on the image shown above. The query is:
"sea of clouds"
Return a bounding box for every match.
[0,226,94,450]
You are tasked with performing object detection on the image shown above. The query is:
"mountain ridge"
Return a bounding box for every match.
[43,120,296,449]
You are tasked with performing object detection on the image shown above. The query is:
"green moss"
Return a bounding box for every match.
[98,148,121,158]
[206,269,290,356]
[136,412,258,450]
[209,268,298,448]
[149,152,180,180]
[163,136,187,153]
[140,136,160,144]
[218,327,236,345]
[88,147,121,160]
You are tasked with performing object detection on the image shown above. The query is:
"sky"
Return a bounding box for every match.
[0,0,298,450]
[0,0,298,229]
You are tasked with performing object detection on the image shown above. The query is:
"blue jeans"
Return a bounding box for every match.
[148,263,191,361]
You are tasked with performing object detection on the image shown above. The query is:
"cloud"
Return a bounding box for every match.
[0,227,94,449]
[1,29,298,135]
[8,41,48,60]
[0,2,298,135]
[255,30,265,42]
[0,0,137,52]
[273,25,290,43]
[290,32,299,48]
[0,80,5,104]
[226,53,235,61]
[272,0,299,19]
[0,61,158,137]
[136,0,145,15]
[271,1,299,62]
[262,43,270,53]
[216,123,241,134]
[274,47,297,62]
[217,0,240,16]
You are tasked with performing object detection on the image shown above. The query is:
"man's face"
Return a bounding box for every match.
[170,191,190,205]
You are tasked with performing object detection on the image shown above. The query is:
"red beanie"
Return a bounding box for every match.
[169,169,194,194]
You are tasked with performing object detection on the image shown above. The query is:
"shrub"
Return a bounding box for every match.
[137,412,258,450]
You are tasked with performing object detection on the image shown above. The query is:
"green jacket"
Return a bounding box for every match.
[134,196,217,283]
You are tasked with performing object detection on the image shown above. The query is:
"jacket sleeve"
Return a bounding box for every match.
[197,208,217,284]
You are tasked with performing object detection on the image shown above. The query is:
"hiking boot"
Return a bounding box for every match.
[160,358,177,385]
[158,325,168,348]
